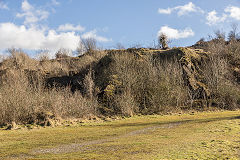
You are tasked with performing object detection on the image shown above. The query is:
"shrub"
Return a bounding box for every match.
[0,69,98,126]
[108,51,188,114]
[0,50,99,126]
[203,32,240,109]
[158,33,169,50]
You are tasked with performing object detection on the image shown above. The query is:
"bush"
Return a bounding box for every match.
[0,50,99,126]
[106,51,188,114]
[158,33,169,49]
[0,69,98,126]
[55,48,72,59]
[203,33,240,109]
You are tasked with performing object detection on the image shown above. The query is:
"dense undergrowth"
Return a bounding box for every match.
[0,38,240,126]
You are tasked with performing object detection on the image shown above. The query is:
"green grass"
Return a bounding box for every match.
[0,111,240,159]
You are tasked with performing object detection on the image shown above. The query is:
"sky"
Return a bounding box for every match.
[1,0,240,56]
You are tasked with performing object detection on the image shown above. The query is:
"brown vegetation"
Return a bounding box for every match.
[0,36,240,127]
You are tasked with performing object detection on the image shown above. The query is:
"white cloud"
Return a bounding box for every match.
[0,23,80,51]
[205,6,240,26]
[158,2,204,16]
[176,2,201,16]
[58,23,85,32]
[225,6,240,20]
[206,10,227,26]
[22,0,32,11]
[82,29,112,42]
[0,2,8,10]
[16,0,49,26]
[158,26,194,39]
[158,8,172,14]
[0,23,111,51]
[0,0,111,53]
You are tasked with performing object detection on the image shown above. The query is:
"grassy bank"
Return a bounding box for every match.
[1,110,239,159]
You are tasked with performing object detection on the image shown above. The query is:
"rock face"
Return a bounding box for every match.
[93,47,213,112]
[0,48,213,105]
[156,48,210,97]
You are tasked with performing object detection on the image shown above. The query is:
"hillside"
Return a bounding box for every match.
[0,39,240,127]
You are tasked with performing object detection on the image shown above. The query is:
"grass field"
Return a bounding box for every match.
[0,111,240,160]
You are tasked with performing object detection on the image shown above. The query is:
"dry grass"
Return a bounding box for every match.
[0,110,239,159]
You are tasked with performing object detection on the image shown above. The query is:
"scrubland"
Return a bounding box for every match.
[0,36,240,127]
[0,34,240,159]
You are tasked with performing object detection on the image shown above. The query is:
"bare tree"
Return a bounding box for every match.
[214,30,225,41]
[83,69,95,100]
[228,23,238,41]
[37,50,50,61]
[78,38,97,55]
[76,41,85,55]
[115,43,125,49]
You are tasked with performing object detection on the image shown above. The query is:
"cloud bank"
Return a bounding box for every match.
[0,23,80,51]
[0,0,111,52]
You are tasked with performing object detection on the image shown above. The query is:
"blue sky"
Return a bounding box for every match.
[1,0,240,55]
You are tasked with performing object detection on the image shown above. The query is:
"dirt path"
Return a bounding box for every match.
[31,122,182,155]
